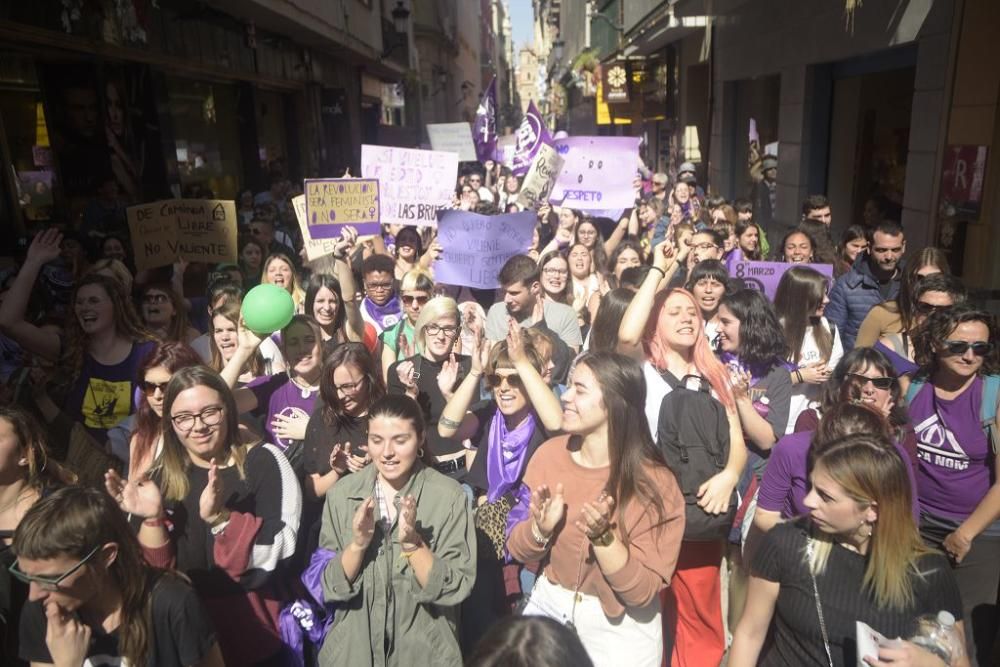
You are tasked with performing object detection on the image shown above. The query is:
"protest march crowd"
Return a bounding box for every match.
[0,121,998,667]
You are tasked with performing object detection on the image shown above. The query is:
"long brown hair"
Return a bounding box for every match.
[156,366,255,502]
[208,300,265,376]
[894,247,951,331]
[0,406,75,488]
[63,274,153,377]
[773,266,833,365]
[14,486,159,665]
[573,351,670,539]
[319,342,386,429]
[140,283,191,343]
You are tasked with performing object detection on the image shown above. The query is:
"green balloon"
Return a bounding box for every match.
[242,284,295,335]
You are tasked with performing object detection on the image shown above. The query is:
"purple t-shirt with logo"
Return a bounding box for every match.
[758,429,919,521]
[248,374,318,451]
[910,377,991,520]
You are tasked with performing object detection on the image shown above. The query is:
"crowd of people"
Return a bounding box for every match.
[0,156,995,667]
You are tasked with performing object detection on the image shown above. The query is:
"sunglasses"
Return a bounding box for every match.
[942,340,994,357]
[847,373,896,390]
[9,545,101,591]
[915,301,951,316]
[402,295,429,306]
[141,380,170,396]
[486,373,523,390]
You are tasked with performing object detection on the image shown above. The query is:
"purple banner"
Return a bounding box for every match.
[730,260,834,300]
[303,178,381,239]
[549,136,641,209]
[511,101,553,177]
[434,210,535,289]
[473,77,497,164]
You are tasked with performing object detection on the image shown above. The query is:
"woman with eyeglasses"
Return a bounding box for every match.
[261,252,305,313]
[104,365,301,666]
[388,296,472,482]
[439,321,563,646]
[0,230,156,444]
[731,434,966,667]
[506,351,685,666]
[874,273,966,377]
[13,486,224,667]
[907,304,1000,665]
[538,251,573,306]
[302,343,386,549]
[138,283,199,344]
[0,407,72,665]
[316,393,475,666]
[380,269,434,379]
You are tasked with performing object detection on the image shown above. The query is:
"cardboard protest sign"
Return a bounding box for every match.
[427,123,477,161]
[292,195,338,262]
[549,136,641,209]
[126,199,237,271]
[361,145,458,227]
[730,260,834,300]
[517,144,564,211]
[303,178,380,239]
[435,210,535,289]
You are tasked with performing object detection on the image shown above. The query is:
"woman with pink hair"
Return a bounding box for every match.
[619,244,747,667]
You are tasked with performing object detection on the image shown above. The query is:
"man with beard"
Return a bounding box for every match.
[826,221,906,349]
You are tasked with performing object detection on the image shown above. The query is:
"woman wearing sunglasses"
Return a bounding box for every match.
[13,485,224,667]
[104,365,300,666]
[388,296,472,482]
[438,320,563,647]
[907,304,1000,665]
[139,283,199,344]
[874,273,966,376]
[380,269,434,379]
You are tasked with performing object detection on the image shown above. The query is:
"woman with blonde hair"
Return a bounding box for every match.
[731,433,967,667]
[380,268,435,377]
[261,252,305,312]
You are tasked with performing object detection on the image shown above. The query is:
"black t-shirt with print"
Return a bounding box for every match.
[19,574,216,666]
[751,520,962,667]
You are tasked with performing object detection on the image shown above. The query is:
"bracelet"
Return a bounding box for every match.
[143,516,166,528]
[649,265,666,277]
[439,415,462,429]
[208,509,231,528]
[794,369,803,383]
[400,542,421,558]
[531,521,551,547]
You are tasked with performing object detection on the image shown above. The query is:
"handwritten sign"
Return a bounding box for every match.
[426,123,477,161]
[303,178,380,238]
[730,260,834,300]
[517,144,564,211]
[361,145,458,227]
[550,136,640,209]
[292,195,338,262]
[435,210,535,289]
[126,199,237,271]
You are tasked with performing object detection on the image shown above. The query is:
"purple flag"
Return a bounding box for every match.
[512,101,553,177]
[473,77,497,164]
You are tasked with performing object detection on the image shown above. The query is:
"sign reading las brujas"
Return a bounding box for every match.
[361,145,458,227]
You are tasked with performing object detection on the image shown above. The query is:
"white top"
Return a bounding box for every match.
[642,361,674,440]
[785,317,843,434]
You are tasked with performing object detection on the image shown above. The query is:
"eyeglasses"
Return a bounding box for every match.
[142,380,170,396]
[365,282,393,292]
[543,268,568,277]
[486,373,524,390]
[942,340,994,357]
[915,301,951,316]
[171,405,225,431]
[402,295,429,306]
[9,545,101,591]
[424,324,459,337]
[143,293,169,304]
[847,373,896,390]
[335,380,364,394]
[691,243,720,252]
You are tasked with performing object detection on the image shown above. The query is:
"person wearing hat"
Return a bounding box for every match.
[677,162,706,199]
[752,155,779,241]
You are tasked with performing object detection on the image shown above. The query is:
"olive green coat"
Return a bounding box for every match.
[318,463,476,666]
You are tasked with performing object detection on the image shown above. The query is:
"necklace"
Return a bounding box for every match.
[289,374,319,399]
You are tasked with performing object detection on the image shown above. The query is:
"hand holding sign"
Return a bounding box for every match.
[550,136,641,210]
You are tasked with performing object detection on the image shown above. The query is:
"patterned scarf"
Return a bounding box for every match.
[362,294,402,330]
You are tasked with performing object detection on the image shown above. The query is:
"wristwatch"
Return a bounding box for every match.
[589,528,615,547]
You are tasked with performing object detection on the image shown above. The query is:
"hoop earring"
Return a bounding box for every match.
[418,448,425,458]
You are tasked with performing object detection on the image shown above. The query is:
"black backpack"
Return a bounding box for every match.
[656,373,736,541]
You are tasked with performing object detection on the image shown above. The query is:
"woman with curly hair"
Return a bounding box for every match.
[139,283,199,344]
[905,304,1000,665]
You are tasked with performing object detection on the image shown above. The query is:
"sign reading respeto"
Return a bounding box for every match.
[549,136,641,210]
[360,145,458,227]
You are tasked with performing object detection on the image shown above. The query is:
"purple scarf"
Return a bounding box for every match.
[278,547,337,666]
[362,294,402,330]
[486,409,536,553]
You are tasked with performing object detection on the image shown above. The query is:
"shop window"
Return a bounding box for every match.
[167,77,242,199]
[255,89,288,174]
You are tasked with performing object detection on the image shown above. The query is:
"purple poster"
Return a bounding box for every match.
[303,178,381,239]
[473,77,497,164]
[730,260,834,300]
[434,210,536,289]
[549,136,641,210]
[511,101,553,177]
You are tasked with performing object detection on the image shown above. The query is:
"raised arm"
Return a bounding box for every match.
[333,227,364,342]
[618,242,679,348]
[0,229,63,360]
[507,319,562,432]
[221,319,263,413]
[438,335,487,442]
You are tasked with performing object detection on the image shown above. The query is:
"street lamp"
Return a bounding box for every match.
[390,1,410,33]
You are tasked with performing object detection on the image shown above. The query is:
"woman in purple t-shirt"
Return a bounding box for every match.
[907,304,1000,666]
[222,315,324,459]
